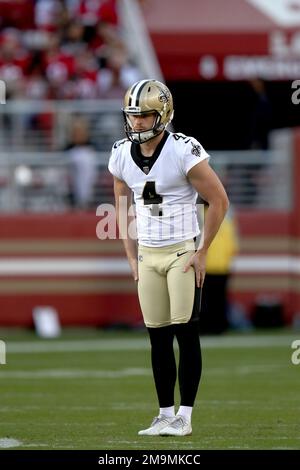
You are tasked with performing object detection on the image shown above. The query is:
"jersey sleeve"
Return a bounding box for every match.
[181,137,210,175]
[108,141,123,180]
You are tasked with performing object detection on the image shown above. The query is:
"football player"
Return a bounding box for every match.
[108,79,229,436]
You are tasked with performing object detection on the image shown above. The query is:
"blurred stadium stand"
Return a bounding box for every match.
[1,0,300,329]
[0,99,123,151]
[0,146,293,212]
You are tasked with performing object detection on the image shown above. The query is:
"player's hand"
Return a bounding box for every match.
[129,258,139,282]
[183,249,207,288]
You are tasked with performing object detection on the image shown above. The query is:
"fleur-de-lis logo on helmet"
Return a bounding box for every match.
[158,88,170,104]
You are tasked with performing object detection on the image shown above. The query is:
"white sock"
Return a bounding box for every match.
[159,406,175,418]
[177,406,193,421]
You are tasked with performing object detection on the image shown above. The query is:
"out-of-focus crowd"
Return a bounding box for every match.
[0,0,141,100]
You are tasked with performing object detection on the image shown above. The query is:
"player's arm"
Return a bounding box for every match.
[185,159,229,287]
[113,176,138,281]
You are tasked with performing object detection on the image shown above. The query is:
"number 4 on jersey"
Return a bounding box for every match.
[142,181,163,216]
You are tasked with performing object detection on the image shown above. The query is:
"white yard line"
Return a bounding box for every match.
[0,368,151,379]
[0,364,286,380]
[4,334,297,354]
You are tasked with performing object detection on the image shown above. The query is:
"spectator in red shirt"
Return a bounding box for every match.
[0,28,32,98]
[0,0,34,30]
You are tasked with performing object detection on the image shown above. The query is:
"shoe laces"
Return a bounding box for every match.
[151,415,170,426]
[170,416,187,429]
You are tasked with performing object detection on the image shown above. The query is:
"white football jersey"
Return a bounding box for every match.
[108,131,210,247]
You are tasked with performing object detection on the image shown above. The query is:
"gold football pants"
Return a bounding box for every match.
[137,239,199,328]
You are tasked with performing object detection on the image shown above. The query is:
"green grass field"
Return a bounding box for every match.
[0,328,299,450]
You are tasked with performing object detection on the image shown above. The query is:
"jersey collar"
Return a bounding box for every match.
[130,131,170,174]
